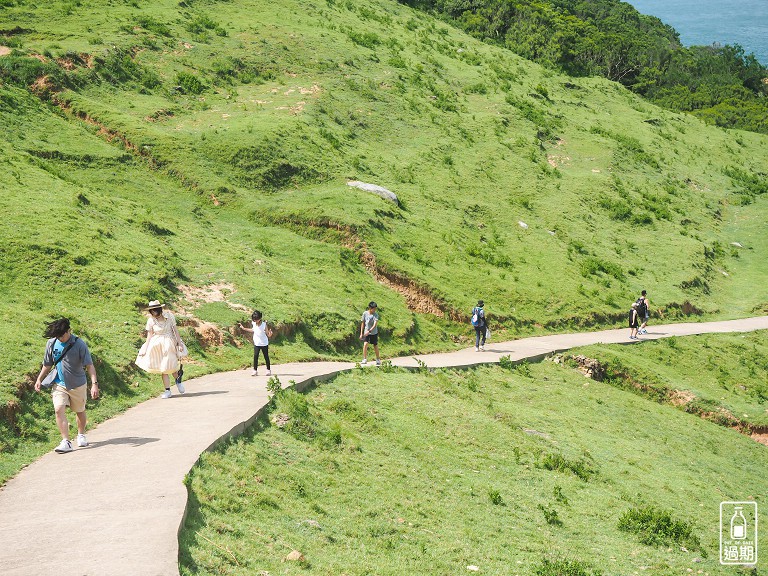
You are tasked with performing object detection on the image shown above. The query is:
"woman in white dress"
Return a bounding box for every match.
[136,300,187,398]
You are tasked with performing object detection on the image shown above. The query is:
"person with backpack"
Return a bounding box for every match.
[471,300,487,351]
[33,318,99,453]
[359,301,381,366]
[629,302,640,340]
[637,290,650,334]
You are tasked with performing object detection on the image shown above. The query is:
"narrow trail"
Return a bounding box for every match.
[1,316,767,576]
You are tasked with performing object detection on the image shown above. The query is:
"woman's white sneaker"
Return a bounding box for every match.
[161,389,172,399]
[77,433,88,447]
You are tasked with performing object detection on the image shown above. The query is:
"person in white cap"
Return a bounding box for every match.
[136,300,186,398]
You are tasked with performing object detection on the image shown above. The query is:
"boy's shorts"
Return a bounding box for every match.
[364,334,379,346]
[53,384,87,413]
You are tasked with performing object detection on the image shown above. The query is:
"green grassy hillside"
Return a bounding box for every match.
[1,0,768,479]
[180,336,768,574]
[569,331,768,430]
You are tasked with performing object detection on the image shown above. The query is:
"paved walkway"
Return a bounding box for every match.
[1,316,767,575]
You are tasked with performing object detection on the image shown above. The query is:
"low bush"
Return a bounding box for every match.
[617,505,701,550]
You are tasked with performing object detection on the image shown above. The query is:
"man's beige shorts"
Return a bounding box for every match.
[53,385,87,413]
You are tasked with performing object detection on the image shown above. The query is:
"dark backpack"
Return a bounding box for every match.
[636,297,647,317]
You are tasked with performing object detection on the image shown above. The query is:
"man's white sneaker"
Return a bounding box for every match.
[251,370,258,376]
[480,346,485,351]
[161,389,172,399]
[360,359,367,365]
[55,439,73,453]
[77,433,88,447]
[265,370,272,376]
[375,360,381,366]
[474,347,479,352]
[176,381,186,394]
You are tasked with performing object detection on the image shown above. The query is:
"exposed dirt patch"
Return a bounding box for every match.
[178,316,236,348]
[178,283,239,306]
[144,109,175,122]
[30,75,54,96]
[1,399,21,432]
[0,46,11,57]
[546,153,570,168]
[669,389,695,407]
[569,355,606,380]
[750,427,768,446]
[195,320,230,347]
[252,212,462,320]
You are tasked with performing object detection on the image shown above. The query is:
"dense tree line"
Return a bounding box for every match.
[401,0,768,133]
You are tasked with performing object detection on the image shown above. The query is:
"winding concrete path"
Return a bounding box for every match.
[1,316,767,575]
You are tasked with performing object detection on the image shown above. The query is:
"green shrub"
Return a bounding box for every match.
[617,506,700,550]
[0,55,66,88]
[136,16,171,37]
[540,452,595,481]
[176,71,206,95]
[538,503,563,526]
[579,256,625,281]
[347,31,381,49]
[535,558,601,576]
[488,488,504,506]
[266,376,282,396]
[185,14,227,37]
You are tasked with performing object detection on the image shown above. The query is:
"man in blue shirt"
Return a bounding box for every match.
[34,318,100,453]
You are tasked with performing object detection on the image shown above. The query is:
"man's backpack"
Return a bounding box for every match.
[636,297,647,317]
[471,307,484,327]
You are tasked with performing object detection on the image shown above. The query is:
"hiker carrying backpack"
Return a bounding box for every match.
[471,300,487,351]
[635,296,647,318]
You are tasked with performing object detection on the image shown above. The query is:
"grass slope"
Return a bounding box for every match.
[1,0,768,480]
[180,346,768,574]
[569,330,768,429]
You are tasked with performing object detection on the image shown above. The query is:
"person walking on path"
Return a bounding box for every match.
[34,318,99,453]
[238,310,273,376]
[360,301,381,366]
[136,300,186,399]
[629,302,640,339]
[471,300,487,351]
[637,290,650,334]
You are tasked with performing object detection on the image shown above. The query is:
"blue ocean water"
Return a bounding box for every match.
[625,0,768,65]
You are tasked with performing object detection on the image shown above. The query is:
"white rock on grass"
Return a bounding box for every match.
[347,181,398,204]
[731,242,743,248]
[518,221,528,229]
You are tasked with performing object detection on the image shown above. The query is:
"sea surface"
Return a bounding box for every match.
[625,0,768,65]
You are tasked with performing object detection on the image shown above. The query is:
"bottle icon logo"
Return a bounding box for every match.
[721,501,757,565]
[731,506,747,539]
